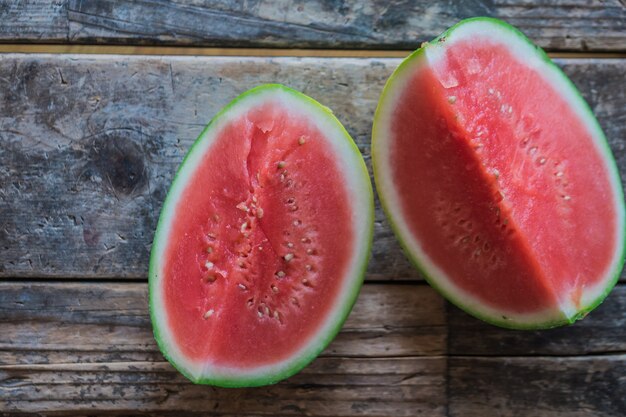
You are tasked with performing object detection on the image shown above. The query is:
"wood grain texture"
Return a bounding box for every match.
[447,286,626,356]
[0,55,624,280]
[0,282,446,415]
[1,281,625,414]
[1,0,625,52]
[449,356,626,417]
[0,283,445,366]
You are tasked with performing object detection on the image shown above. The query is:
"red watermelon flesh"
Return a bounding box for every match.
[151,86,373,386]
[373,18,624,328]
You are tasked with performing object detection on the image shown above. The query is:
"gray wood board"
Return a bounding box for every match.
[0,0,625,51]
[1,282,624,415]
[0,55,624,280]
[0,55,623,279]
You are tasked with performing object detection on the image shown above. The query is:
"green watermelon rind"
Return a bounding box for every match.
[150,84,374,387]
[372,17,625,330]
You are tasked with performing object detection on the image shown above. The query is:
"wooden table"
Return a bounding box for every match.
[1,1,625,415]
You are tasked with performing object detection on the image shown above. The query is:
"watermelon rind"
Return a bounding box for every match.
[150,84,374,386]
[372,17,625,329]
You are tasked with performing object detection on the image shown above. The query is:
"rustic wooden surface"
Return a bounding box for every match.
[1,2,626,416]
[0,55,624,281]
[0,0,625,51]
[1,283,624,415]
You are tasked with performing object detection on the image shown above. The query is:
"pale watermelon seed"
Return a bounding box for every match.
[203,309,214,319]
[284,253,294,262]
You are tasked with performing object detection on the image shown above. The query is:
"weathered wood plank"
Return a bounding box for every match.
[0,282,445,415]
[0,55,624,279]
[0,283,446,365]
[448,286,626,356]
[0,358,446,415]
[448,355,626,417]
[1,0,625,52]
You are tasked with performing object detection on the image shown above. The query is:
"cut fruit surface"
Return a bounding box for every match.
[150,85,373,386]
[372,18,625,328]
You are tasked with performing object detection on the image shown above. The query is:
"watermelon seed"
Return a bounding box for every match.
[301,237,311,243]
[252,195,258,204]
[277,161,286,169]
[205,275,216,283]
[284,253,294,262]
[488,88,495,95]
[262,303,270,315]
[286,197,295,204]
[293,220,301,226]
[286,242,294,248]
[271,285,279,293]
[258,246,263,251]
[528,146,538,155]
[563,195,571,201]
[276,270,286,278]
[298,136,306,145]
[257,308,264,317]
[238,283,248,291]
[212,214,220,222]
[280,173,286,182]
[236,202,249,212]
[240,222,248,233]
[247,298,254,307]
[256,208,264,219]
[207,232,216,240]
[307,248,315,255]
[205,261,214,270]
[291,205,298,212]
[538,157,547,166]
[290,297,300,307]
[203,309,214,319]
[555,171,564,177]
[448,96,457,104]
[206,246,213,254]
[305,264,313,271]
[302,278,313,287]
[492,169,500,179]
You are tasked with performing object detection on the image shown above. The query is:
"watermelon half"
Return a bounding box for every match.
[150,85,373,386]
[372,17,625,329]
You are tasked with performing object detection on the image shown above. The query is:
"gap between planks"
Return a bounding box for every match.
[0,44,624,59]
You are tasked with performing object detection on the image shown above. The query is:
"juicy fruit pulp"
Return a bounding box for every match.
[373,18,625,328]
[150,85,373,386]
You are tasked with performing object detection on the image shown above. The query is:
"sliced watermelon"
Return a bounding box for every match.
[372,18,625,329]
[150,85,373,386]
